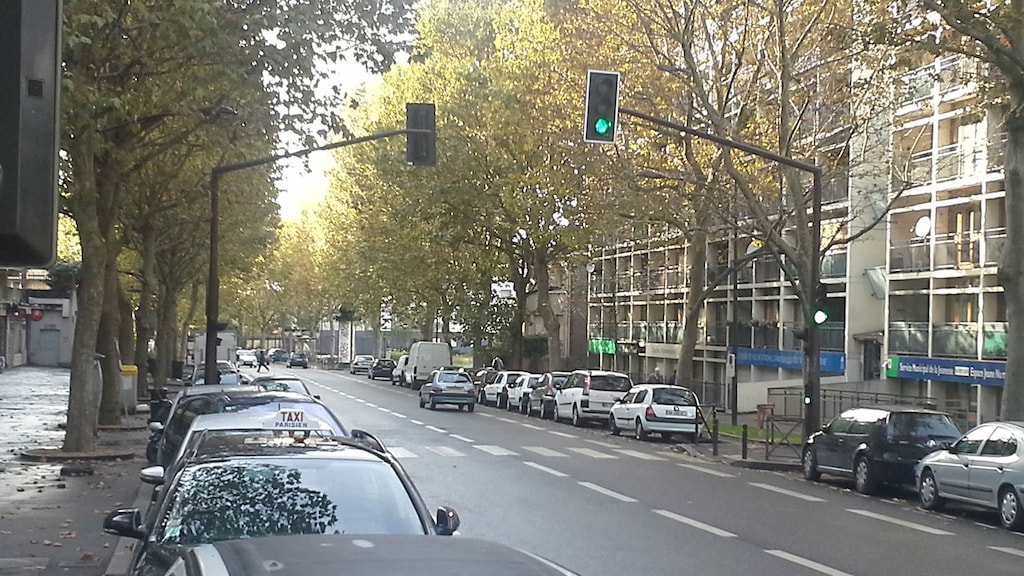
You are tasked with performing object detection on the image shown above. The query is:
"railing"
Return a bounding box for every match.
[768,384,939,421]
[934,231,980,270]
[932,322,978,358]
[751,324,781,349]
[819,323,846,352]
[899,68,933,106]
[704,324,728,346]
[821,251,848,279]
[587,322,617,339]
[983,322,1007,360]
[821,176,849,204]
[646,321,683,344]
[989,133,1007,170]
[754,258,782,283]
[889,240,931,272]
[938,55,981,95]
[985,228,1006,265]
[888,321,930,355]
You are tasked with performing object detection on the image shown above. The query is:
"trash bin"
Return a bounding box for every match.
[121,365,139,415]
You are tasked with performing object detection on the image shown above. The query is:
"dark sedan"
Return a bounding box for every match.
[288,352,309,368]
[368,358,396,380]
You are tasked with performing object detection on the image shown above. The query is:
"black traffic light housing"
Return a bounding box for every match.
[406,103,436,166]
[583,70,620,144]
[0,0,61,266]
[811,282,830,326]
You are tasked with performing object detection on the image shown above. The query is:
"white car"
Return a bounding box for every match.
[608,384,703,441]
[553,370,632,426]
[482,371,530,409]
[506,373,542,413]
[236,350,258,368]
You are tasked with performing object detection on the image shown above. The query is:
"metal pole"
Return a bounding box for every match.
[804,173,824,440]
[204,169,222,386]
[730,237,739,426]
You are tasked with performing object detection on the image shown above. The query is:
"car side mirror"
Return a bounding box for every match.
[947,443,958,454]
[148,421,164,433]
[139,465,165,485]
[313,394,321,400]
[103,508,146,540]
[436,505,460,536]
[351,429,385,452]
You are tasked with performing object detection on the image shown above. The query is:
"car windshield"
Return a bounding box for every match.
[438,372,470,384]
[590,375,631,392]
[159,459,424,544]
[196,371,241,385]
[355,356,374,362]
[652,388,697,406]
[891,412,961,439]
[258,380,308,394]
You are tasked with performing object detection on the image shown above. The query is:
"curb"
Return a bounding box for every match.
[725,457,802,472]
[19,448,137,462]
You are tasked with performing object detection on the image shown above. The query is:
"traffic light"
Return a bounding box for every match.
[811,282,829,326]
[0,0,61,267]
[406,103,436,166]
[583,70,620,144]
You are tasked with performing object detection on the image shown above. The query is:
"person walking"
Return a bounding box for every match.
[256,349,269,372]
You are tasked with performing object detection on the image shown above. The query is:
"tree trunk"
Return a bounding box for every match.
[999,108,1024,420]
[675,231,708,388]
[134,225,157,395]
[533,251,563,372]
[178,283,201,364]
[510,257,528,370]
[97,247,124,426]
[154,284,178,387]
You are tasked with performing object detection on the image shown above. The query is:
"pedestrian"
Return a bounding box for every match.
[256,349,269,372]
[647,366,665,384]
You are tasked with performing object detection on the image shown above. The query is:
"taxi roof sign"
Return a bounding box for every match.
[266,409,321,430]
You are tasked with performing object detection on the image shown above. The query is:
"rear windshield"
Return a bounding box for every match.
[652,388,697,406]
[438,372,471,384]
[590,375,631,392]
[891,413,961,438]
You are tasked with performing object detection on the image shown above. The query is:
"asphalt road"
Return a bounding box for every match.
[254,365,1024,576]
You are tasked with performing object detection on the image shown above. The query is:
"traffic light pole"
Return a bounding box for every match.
[618,107,824,438]
[203,127,433,386]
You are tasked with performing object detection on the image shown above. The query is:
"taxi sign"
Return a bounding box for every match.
[266,409,321,430]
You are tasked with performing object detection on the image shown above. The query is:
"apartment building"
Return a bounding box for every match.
[586,53,1006,426]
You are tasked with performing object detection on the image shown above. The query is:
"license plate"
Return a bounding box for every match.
[447,387,463,392]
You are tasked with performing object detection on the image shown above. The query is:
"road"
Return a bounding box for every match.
[256,365,1024,576]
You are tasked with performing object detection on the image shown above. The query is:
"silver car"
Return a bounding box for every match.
[916,421,1024,530]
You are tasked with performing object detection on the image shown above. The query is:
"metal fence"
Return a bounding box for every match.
[766,384,941,423]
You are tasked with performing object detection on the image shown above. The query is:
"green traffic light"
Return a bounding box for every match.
[594,117,613,136]
[812,308,829,326]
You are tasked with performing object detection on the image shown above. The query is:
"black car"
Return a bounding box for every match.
[154,389,346,467]
[368,358,396,380]
[104,430,462,576]
[127,534,581,576]
[270,349,290,363]
[801,406,962,494]
[288,352,309,368]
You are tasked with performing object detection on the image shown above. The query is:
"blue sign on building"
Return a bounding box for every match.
[735,347,846,374]
[890,356,1005,387]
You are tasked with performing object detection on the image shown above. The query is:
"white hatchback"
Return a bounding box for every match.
[609,384,702,442]
[482,371,530,409]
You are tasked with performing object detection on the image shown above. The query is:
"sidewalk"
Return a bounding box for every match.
[674,411,804,472]
[0,366,148,575]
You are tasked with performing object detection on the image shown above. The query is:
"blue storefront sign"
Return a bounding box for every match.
[735,347,846,374]
[888,355,1005,387]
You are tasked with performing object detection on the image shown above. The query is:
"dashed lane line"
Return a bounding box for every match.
[497,417,517,424]
[749,482,826,502]
[474,445,519,456]
[388,447,418,459]
[653,510,736,538]
[579,482,637,503]
[423,446,464,457]
[409,420,424,426]
[677,463,736,478]
[612,449,665,461]
[425,425,447,434]
[846,509,954,535]
[585,439,618,448]
[391,413,407,419]
[567,447,617,459]
[989,546,1024,558]
[519,423,543,430]
[764,550,853,576]
[365,402,378,408]
[524,462,569,477]
[523,446,568,457]
[450,434,474,443]
[547,430,578,439]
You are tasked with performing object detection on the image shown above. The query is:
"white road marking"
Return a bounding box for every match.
[410,420,424,425]
[765,550,853,576]
[653,509,736,537]
[523,446,568,457]
[520,423,543,430]
[497,417,517,424]
[388,447,418,459]
[846,509,953,535]
[365,402,378,408]
[548,430,578,439]
[377,407,391,413]
[476,413,495,418]
[450,434,475,443]
[613,449,665,461]
[424,446,464,457]
[579,482,637,502]
[989,546,1024,558]
[585,439,618,448]
[474,445,519,456]
[567,447,617,459]
[425,425,447,434]
[391,413,407,419]
[355,398,366,403]
[750,482,825,502]
[524,462,569,477]
[677,463,736,478]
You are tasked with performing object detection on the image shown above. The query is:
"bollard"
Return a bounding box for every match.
[712,418,719,456]
[741,424,748,460]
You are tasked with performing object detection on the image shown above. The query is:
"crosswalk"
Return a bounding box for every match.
[385,442,668,460]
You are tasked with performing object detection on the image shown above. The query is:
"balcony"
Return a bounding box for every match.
[983,322,1007,360]
[932,322,978,358]
[821,251,848,279]
[985,228,1006,266]
[751,323,781,349]
[821,176,849,204]
[888,321,930,355]
[890,240,930,272]
[704,324,728,346]
[934,231,980,271]
[754,258,782,283]
[647,321,683,344]
[989,133,1007,171]
[819,323,846,352]
[587,322,617,340]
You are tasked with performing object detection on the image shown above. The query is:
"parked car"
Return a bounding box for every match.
[531,371,569,419]
[419,369,475,411]
[609,384,703,442]
[553,370,633,427]
[473,368,501,400]
[288,352,309,369]
[481,371,530,409]
[801,406,961,495]
[917,421,1024,530]
[507,374,542,414]
[236,349,257,368]
[270,349,290,363]
[391,354,410,386]
[369,358,396,380]
[351,354,376,374]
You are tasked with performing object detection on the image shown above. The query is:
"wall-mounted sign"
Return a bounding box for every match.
[886,355,1005,387]
[734,347,846,374]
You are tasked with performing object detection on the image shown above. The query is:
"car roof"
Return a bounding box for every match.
[841,405,952,416]
[189,408,343,433]
[186,534,580,576]
[630,384,690,391]
[573,369,629,377]
[179,385,264,398]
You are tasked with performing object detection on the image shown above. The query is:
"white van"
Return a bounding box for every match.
[405,341,453,390]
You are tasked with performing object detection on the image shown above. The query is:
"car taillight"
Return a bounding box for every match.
[432,386,443,393]
[583,378,591,395]
[646,405,656,419]
[501,385,508,394]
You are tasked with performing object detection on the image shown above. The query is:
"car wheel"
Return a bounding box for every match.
[468,403,475,413]
[802,447,821,481]
[391,378,397,386]
[522,398,530,415]
[554,403,562,422]
[571,405,582,427]
[498,393,508,410]
[918,469,944,511]
[458,404,465,411]
[478,389,486,404]
[634,418,648,441]
[1000,486,1024,530]
[419,396,426,408]
[609,415,620,436]
[430,400,437,411]
[854,455,878,495]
